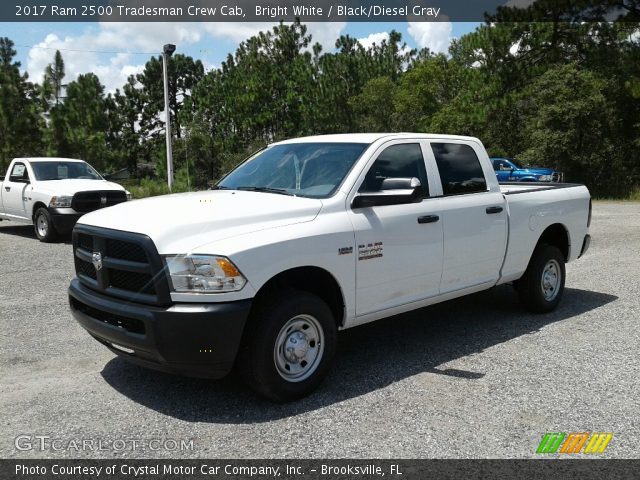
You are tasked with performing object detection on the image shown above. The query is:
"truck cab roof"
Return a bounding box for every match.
[12,157,86,163]
[272,133,482,145]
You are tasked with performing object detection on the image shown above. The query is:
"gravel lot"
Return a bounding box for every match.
[1,202,638,459]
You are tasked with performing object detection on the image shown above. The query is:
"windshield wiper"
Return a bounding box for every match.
[235,186,295,196]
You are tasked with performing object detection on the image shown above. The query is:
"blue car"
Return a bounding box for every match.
[491,157,563,183]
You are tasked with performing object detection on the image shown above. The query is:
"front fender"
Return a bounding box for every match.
[30,190,54,218]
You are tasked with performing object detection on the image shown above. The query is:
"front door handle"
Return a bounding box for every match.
[486,206,503,214]
[418,215,439,224]
[4,186,10,192]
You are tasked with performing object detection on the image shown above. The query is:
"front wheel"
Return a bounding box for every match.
[33,207,58,243]
[238,289,337,402]
[516,244,566,313]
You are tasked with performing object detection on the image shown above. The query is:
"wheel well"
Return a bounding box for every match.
[32,202,48,220]
[537,224,569,261]
[254,267,345,327]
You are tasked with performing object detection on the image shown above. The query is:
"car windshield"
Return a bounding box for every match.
[508,158,523,169]
[217,143,369,198]
[30,161,102,181]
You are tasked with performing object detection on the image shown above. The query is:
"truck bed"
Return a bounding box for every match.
[498,181,590,284]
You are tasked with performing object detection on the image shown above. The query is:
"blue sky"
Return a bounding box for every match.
[1,21,480,92]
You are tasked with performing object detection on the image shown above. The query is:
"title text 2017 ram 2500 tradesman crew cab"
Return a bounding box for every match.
[0,158,129,242]
[68,134,591,401]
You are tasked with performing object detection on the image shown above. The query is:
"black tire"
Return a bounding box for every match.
[517,244,565,313]
[238,289,337,402]
[33,207,58,243]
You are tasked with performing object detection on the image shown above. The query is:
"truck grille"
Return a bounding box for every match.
[71,191,127,213]
[107,239,146,262]
[109,270,156,295]
[72,225,171,306]
[75,257,97,280]
[552,172,563,182]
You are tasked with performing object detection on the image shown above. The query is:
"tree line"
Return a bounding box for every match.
[1,4,639,197]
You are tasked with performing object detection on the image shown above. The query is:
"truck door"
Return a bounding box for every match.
[492,158,511,182]
[348,141,444,318]
[2,162,31,219]
[428,142,508,292]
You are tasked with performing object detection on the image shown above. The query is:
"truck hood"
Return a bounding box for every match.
[77,190,323,254]
[36,179,125,195]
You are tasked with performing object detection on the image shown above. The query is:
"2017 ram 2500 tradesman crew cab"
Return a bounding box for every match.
[68,134,591,401]
[0,158,129,242]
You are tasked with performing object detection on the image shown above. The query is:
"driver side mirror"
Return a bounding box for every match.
[352,177,423,209]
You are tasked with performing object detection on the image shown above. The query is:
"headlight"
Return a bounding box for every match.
[49,196,73,208]
[164,255,246,293]
[538,174,552,182]
[125,191,132,201]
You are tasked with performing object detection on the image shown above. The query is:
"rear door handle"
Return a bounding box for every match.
[486,206,503,214]
[418,215,439,224]
[4,186,10,192]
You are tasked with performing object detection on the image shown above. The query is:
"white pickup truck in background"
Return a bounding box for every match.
[0,158,129,242]
[68,133,591,401]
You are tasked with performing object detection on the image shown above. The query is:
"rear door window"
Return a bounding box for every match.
[431,143,487,195]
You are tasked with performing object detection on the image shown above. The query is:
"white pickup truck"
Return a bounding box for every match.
[68,134,591,401]
[0,158,129,242]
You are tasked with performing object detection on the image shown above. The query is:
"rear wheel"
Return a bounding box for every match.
[34,207,57,243]
[517,244,565,313]
[238,289,337,402]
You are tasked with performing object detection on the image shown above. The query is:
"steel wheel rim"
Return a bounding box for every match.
[36,214,48,238]
[274,314,324,383]
[541,259,561,301]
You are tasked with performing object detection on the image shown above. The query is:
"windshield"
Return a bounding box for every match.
[508,158,523,169]
[217,143,369,198]
[30,161,102,181]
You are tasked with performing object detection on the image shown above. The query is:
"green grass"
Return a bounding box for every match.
[594,187,640,202]
[122,178,196,199]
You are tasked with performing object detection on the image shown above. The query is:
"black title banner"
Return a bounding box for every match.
[3,0,640,22]
[2,459,639,480]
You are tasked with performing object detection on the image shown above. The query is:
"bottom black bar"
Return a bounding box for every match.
[2,459,639,480]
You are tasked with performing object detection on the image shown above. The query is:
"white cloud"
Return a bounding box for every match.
[97,22,203,51]
[26,23,267,94]
[90,54,145,95]
[27,34,91,86]
[27,30,149,94]
[357,32,389,49]
[407,21,453,54]
[201,22,275,43]
[356,31,413,61]
[305,22,346,52]
[25,21,346,94]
